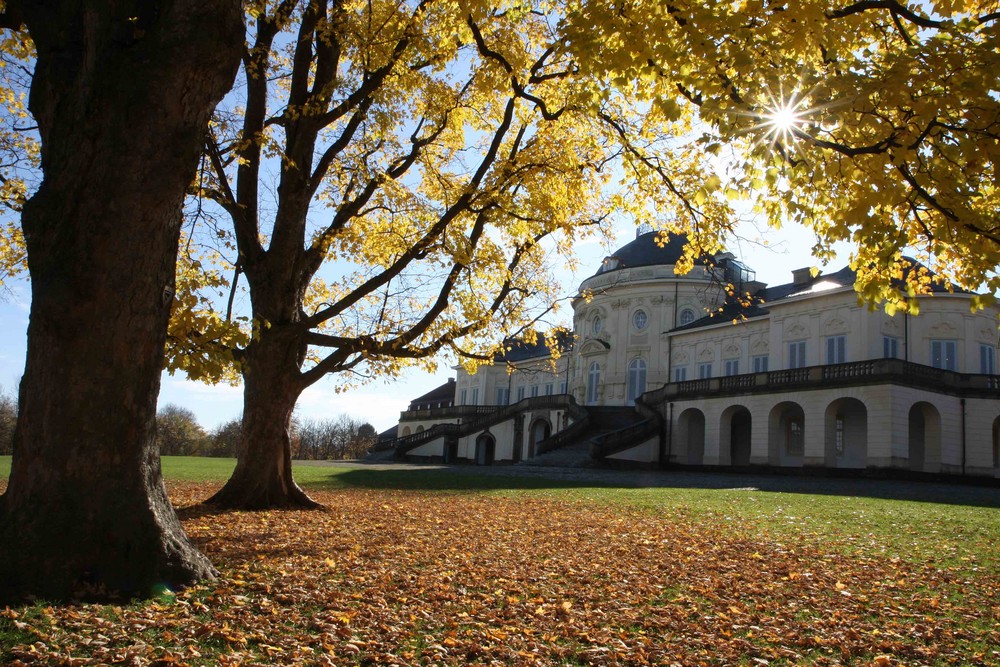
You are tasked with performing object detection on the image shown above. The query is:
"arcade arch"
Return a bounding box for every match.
[768,401,805,466]
[908,402,941,473]
[675,408,705,465]
[824,398,867,469]
[529,417,552,459]
[475,433,496,466]
[720,405,752,466]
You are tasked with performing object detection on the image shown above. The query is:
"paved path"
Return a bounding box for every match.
[298,459,1000,508]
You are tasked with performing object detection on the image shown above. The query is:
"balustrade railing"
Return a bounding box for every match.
[636,358,1000,408]
[590,418,660,459]
[394,393,586,457]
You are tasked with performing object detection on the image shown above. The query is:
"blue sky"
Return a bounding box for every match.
[0,219,848,433]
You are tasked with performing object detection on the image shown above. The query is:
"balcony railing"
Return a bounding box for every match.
[640,358,1000,406]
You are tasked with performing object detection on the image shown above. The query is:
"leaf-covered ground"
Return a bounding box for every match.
[3,480,998,666]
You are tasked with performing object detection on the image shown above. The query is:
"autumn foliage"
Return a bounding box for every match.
[3,481,997,666]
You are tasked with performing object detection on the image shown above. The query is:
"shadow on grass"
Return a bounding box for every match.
[301,466,607,493]
[300,463,1000,509]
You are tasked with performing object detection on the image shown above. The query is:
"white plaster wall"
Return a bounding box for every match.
[408,438,445,458]
[607,436,659,463]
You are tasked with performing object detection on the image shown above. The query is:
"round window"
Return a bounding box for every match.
[633,309,647,331]
[592,316,602,335]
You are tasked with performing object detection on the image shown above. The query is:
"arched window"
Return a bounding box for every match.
[586,362,601,405]
[632,309,647,331]
[592,316,602,335]
[627,358,647,404]
[679,308,696,326]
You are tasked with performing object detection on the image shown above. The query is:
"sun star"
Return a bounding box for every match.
[764,99,806,144]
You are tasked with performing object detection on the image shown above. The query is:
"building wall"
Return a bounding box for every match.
[408,245,1000,477]
[569,267,728,406]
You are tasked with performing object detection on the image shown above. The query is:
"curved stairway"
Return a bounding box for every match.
[520,407,647,467]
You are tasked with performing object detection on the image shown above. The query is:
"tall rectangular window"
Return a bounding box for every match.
[586,362,601,405]
[788,341,807,369]
[544,383,553,396]
[495,387,509,406]
[931,340,957,371]
[980,344,996,374]
[673,367,687,382]
[559,381,567,394]
[516,386,525,402]
[698,362,712,379]
[530,385,539,398]
[883,336,899,359]
[825,335,846,364]
[724,359,740,376]
[460,389,467,405]
[752,355,769,373]
[470,387,479,405]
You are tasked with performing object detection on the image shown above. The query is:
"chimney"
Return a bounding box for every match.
[792,267,817,286]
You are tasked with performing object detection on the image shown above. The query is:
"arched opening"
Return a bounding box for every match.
[529,418,552,459]
[768,401,805,466]
[475,433,496,466]
[675,408,705,465]
[825,398,868,469]
[586,362,601,405]
[444,438,458,464]
[627,358,647,406]
[416,425,425,433]
[401,426,412,437]
[908,402,941,473]
[723,406,753,466]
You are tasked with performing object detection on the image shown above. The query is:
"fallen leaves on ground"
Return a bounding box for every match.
[4,482,999,666]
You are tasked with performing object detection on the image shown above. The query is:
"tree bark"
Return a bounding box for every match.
[0,0,242,602]
[206,322,320,510]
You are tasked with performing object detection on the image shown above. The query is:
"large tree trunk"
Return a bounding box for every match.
[207,323,320,509]
[0,0,242,602]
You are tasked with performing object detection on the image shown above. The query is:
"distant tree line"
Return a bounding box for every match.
[0,387,15,456]
[152,404,376,460]
[0,394,377,460]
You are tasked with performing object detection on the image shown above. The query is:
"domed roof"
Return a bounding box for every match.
[594,231,702,276]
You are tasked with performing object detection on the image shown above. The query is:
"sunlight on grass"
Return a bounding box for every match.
[3,456,998,573]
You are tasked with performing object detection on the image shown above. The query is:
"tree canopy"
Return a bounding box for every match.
[561,0,1000,308]
[173,0,739,507]
[174,0,729,387]
[175,1,1000,397]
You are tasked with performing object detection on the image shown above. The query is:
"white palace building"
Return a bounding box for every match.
[388,230,1000,479]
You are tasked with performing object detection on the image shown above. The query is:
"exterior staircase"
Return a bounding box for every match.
[521,406,646,467]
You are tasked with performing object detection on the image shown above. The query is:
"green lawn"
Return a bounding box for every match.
[2,455,998,665]
[2,455,998,572]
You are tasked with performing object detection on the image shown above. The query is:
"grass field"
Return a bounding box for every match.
[1,456,998,665]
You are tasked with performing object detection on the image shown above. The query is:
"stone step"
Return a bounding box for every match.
[520,434,601,468]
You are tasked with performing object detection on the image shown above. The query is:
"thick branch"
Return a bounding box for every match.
[827,1,943,29]
[301,95,520,329]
